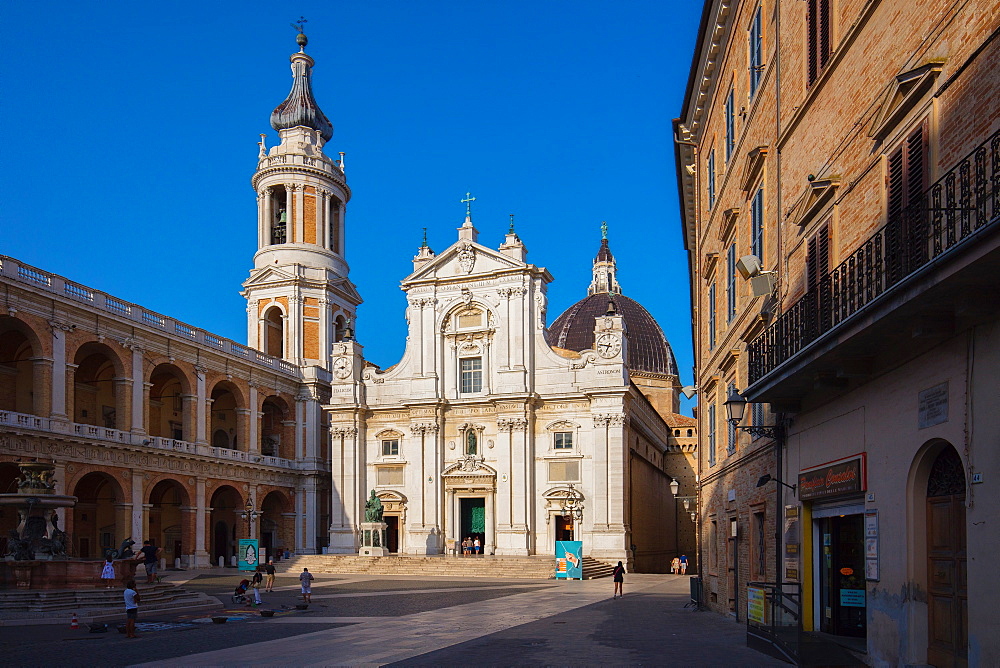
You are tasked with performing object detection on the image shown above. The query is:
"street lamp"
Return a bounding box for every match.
[560,484,584,521]
[240,496,263,538]
[724,387,781,439]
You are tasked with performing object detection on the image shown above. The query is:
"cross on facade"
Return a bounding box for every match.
[461,192,476,218]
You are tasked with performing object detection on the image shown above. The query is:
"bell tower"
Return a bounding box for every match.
[243,30,361,369]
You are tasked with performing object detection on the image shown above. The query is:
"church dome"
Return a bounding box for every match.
[548,232,678,376]
[548,293,678,376]
[270,36,334,142]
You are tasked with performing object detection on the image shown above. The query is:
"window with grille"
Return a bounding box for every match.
[751,188,764,264]
[753,511,767,579]
[381,439,399,456]
[553,432,573,450]
[707,148,717,209]
[727,244,737,321]
[548,460,580,482]
[807,0,832,86]
[707,403,717,466]
[460,357,483,393]
[725,88,736,161]
[377,466,404,486]
[749,4,763,97]
[708,283,716,350]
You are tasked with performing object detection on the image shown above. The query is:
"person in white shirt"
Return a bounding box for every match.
[124,579,140,638]
[299,567,314,603]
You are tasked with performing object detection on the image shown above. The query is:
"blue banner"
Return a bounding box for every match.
[238,539,259,571]
[555,540,583,579]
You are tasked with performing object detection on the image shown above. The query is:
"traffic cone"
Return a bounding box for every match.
[70,612,79,630]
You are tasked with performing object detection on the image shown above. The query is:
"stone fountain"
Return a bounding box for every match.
[0,461,136,589]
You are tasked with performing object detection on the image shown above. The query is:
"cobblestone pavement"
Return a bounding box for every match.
[0,571,785,667]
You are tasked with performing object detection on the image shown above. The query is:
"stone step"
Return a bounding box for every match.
[277,554,555,579]
[0,583,218,615]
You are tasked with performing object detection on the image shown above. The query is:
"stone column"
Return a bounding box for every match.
[64,363,78,425]
[114,502,133,548]
[294,184,305,244]
[131,346,146,434]
[235,408,251,453]
[303,481,318,554]
[304,395,319,461]
[328,426,358,553]
[248,385,260,454]
[114,378,132,432]
[295,395,307,460]
[181,394,198,444]
[195,477,209,567]
[606,415,627,530]
[141,382,153,437]
[496,420,514,531]
[131,472,145,543]
[31,357,53,418]
[284,184,294,242]
[593,415,609,527]
[195,368,208,444]
[49,323,69,421]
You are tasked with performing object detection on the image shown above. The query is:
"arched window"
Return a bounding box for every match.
[263,307,284,358]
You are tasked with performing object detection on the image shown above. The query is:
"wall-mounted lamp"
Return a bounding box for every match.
[756,473,796,493]
[724,387,782,439]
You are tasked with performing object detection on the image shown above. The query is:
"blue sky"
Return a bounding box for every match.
[0,0,701,413]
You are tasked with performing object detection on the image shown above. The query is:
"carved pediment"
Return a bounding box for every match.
[741,146,769,193]
[403,240,526,284]
[870,61,944,142]
[718,208,741,242]
[441,456,496,478]
[242,265,296,288]
[702,252,720,280]
[793,177,841,227]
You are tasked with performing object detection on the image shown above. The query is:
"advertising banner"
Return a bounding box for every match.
[555,540,583,579]
[238,539,259,571]
[798,454,866,500]
[747,586,766,624]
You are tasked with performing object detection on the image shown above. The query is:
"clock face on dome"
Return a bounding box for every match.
[333,356,353,379]
[596,333,621,358]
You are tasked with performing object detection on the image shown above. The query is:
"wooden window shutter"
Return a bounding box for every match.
[808,0,832,86]
[806,223,830,292]
[887,123,927,223]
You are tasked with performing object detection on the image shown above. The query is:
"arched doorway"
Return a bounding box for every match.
[0,316,41,415]
[261,396,292,458]
[209,485,242,567]
[148,479,190,568]
[209,382,242,450]
[148,364,189,440]
[262,306,284,358]
[73,343,122,428]
[926,446,967,667]
[73,472,124,559]
[260,491,291,562]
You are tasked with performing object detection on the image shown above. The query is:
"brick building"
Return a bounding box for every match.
[676,0,998,664]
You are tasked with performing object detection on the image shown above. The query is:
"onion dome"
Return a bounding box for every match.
[270,33,334,141]
[548,236,678,376]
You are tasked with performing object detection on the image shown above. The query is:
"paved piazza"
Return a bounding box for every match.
[0,571,784,666]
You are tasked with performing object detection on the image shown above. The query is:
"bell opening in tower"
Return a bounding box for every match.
[271,189,288,245]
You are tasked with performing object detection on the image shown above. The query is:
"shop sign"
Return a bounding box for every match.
[865,510,879,581]
[840,589,866,607]
[798,455,865,500]
[783,505,800,581]
[747,586,766,624]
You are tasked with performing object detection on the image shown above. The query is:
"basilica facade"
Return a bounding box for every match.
[1,33,694,573]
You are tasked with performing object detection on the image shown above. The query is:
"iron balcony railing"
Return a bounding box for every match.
[749,129,1000,385]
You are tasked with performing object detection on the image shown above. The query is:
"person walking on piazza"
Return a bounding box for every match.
[264,559,276,592]
[137,540,161,584]
[679,554,689,575]
[671,556,681,575]
[251,567,264,606]
[612,561,626,598]
[300,567,314,603]
[123,579,140,638]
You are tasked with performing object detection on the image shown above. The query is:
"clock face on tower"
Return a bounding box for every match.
[333,356,353,379]
[596,333,621,358]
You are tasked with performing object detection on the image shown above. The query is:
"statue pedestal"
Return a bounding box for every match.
[359,522,388,557]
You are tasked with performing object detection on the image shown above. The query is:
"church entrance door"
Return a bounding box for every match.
[460,498,486,552]
[384,516,399,553]
[555,515,574,542]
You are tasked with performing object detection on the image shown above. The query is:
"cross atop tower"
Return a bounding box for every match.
[461,192,476,219]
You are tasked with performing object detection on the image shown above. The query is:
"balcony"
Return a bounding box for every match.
[0,410,295,470]
[747,130,1000,406]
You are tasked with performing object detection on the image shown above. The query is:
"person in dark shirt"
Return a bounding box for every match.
[138,540,161,584]
[264,560,276,592]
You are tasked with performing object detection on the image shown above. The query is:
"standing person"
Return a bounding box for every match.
[101,555,116,588]
[462,537,470,556]
[679,554,689,575]
[671,556,681,575]
[299,567,314,604]
[251,567,264,606]
[473,537,481,556]
[138,540,161,585]
[123,579,140,638]
[612,561,625,598]
[264,559,276,592]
